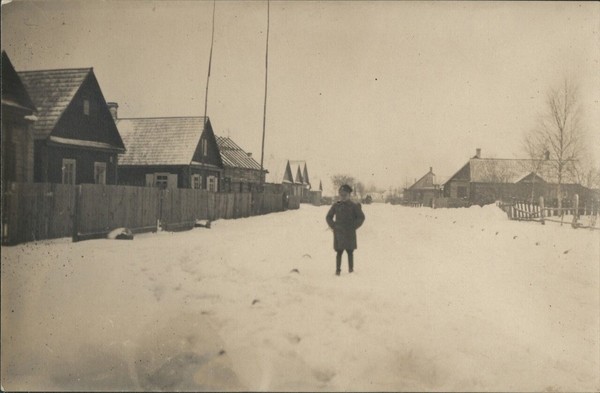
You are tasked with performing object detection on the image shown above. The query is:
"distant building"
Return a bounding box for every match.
[1,51,37,185]
[284,160,311,200]
[404,167,442,206]
[116,116,223,190]
[215,136,266,192]
[443,148,587,205]
[18,67,125,185]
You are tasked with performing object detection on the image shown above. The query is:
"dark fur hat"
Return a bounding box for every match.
[339,184,353,193]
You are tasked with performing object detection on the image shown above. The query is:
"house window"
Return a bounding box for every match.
[62,158,76,185]
[191,174,202,189]
[155,173,169,189]
[83,99,90,116]
[94,162,107,184]
[207,175,218,192]
[202,139,208,156]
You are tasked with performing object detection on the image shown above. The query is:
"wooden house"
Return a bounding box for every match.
[405,167,442,206]
[215,136,266,192]
[116,116,223,190]
[443,148,585,205]
[1,52,37,185]
[18,67,125,185]
[277,160,311,199]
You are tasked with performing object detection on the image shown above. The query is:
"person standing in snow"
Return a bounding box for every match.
[326,184,366,276]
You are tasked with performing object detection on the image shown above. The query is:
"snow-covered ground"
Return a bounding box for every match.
[2,203,599,391]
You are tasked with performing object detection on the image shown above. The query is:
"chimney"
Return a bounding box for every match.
[544,150,550,160]
[475,148,481,158]
[247,152,252,158]
[107,102,118,121]
[429,166,433,173]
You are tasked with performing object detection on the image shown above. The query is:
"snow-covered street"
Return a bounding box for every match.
[2,203,599,391]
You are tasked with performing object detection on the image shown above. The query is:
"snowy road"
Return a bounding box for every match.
[1,203,599,391]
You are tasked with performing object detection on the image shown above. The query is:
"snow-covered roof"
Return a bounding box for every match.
[408,169,439,191]
[469,158,579,184]
[117,117,207,166]
[215,136,263,171]
[18,68,91,139]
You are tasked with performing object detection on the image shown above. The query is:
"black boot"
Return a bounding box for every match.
[336,251,342,275]
[348,250,354,273]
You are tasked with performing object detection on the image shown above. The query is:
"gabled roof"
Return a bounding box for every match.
[444,157,580,185]
[408,168,438,190]
[1,51,36,112]
[215,136,263,171]
[282,161,294,183]
[117,117,209,166]
[294,165,304,184]
[289,160,310,185]
[18,68,91,139]
[515,172,547,184]
[302,164,310,185]
[469,158,578,184]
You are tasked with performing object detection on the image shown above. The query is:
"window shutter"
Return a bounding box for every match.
[145,174,154,187]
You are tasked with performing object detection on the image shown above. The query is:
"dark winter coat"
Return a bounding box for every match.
[326,200,365,251]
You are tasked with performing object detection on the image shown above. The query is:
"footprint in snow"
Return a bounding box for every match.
[302,254,312,259]
[286,334,301,344]
[313,368,336,383]
[290,269,300,274]
[563,249,571,254]
[252,299,260,305]
[513,235,518,239]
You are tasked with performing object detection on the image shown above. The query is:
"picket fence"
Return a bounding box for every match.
[498,194,600,229]
[1,183,299,245]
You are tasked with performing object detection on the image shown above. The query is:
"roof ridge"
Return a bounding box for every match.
[118,116,207,120]
[472,157,531,161]
[18,67,93,73]
[472,157,577,162]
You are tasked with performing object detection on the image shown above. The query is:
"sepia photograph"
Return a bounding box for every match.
[1,0,599,391]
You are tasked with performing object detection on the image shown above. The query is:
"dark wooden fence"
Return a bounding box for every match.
[1,183,76,244]
[2,183,296,245]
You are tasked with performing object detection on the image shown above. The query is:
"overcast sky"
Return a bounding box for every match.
[2,1,599,194]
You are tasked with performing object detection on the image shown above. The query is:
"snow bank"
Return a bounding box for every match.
[1,204,599,391]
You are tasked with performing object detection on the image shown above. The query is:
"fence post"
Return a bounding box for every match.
[72,185,81,242]
[571,194,579,228]
[539,196,545,225]
[2,182,18,245]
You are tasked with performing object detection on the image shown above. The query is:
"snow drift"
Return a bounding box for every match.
[1,203,598,391]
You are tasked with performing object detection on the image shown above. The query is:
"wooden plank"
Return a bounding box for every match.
[3,183,295,244]
[208,192,215,221]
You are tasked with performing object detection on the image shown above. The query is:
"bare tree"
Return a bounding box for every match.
[570,158,600,191]
[521,130,550,203]
[478,159,516,204]
[331,174,355,192]
[354,181,366,199]
[534,78,585,211]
